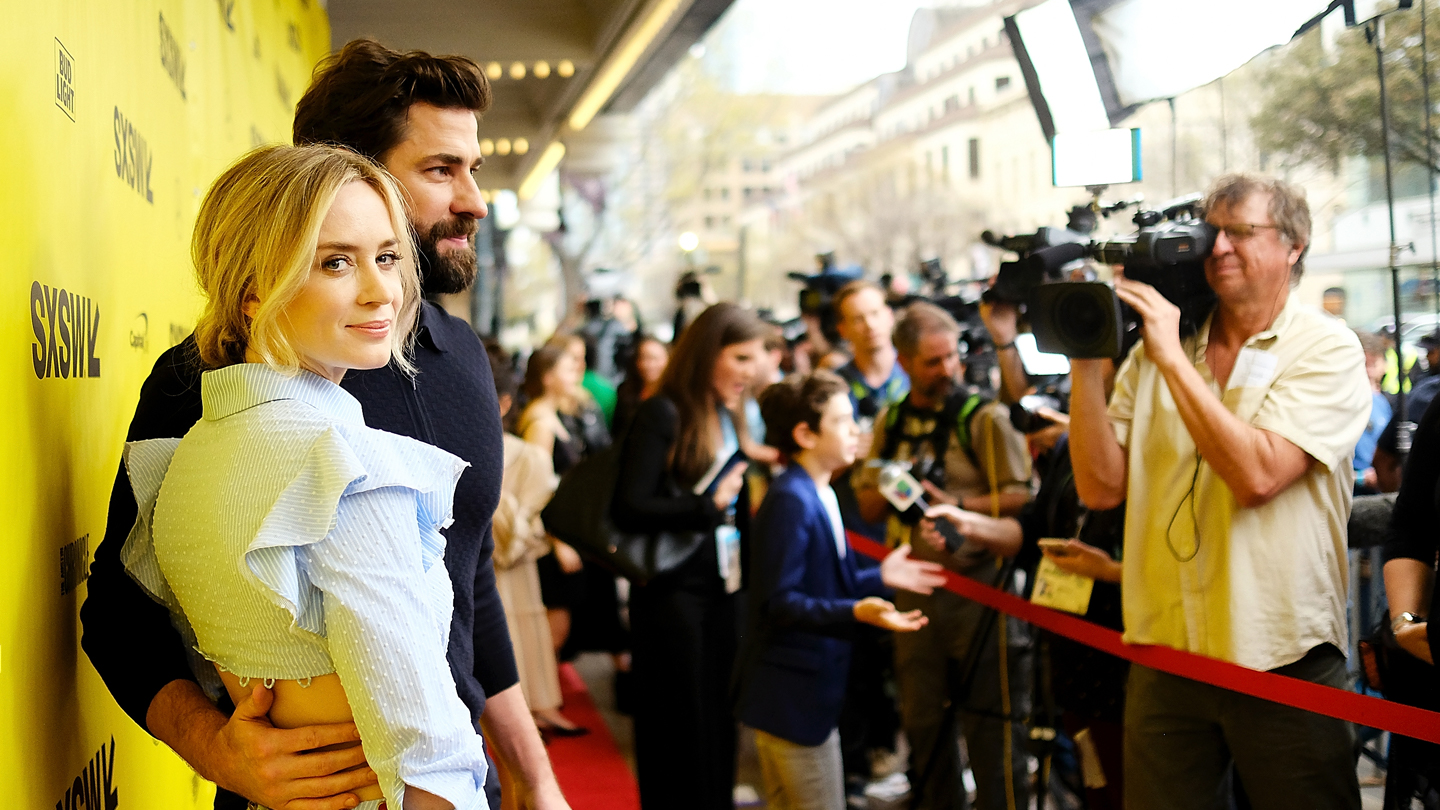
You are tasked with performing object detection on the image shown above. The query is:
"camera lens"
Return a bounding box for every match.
[1056,288,1107,345]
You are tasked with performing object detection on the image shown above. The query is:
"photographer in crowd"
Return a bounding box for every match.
[830,280,912,797]
[854,302,1033,810]
[1068,174,1370,809]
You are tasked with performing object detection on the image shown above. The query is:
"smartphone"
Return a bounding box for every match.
[705,450,750,495]
[1038,538,1076,555]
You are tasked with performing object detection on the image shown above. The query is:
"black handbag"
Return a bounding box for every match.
[539,444,708,585]
[1358,617,1437,708]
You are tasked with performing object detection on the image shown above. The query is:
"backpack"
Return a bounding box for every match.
[879,389,990,475]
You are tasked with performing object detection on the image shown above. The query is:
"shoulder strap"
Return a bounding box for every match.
[953,393,987,457]
[878,399,906,460]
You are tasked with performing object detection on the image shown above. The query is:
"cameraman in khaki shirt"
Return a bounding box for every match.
[1069,175,1370,810]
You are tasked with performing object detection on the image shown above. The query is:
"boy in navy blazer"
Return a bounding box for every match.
[736,370,947,810]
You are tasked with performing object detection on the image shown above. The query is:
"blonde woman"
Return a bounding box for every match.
[122,145,487,810]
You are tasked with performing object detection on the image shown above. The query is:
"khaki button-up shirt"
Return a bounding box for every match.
[1108,297,1371,671]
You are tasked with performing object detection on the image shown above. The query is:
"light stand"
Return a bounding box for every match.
[1369,14,1415,453]
[1423,0,1440,326]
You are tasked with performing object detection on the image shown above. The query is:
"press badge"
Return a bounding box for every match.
[1227,348,1278,390]
[717,525,742,594]
[1030,549,1094,615]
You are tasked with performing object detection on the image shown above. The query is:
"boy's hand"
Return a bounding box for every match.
[853,597,928,632]
[879,544,947,594]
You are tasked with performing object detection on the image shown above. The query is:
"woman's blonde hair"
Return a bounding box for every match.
[191,144,420,374]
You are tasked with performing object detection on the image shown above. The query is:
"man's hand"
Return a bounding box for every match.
[979,300,1019,346]
[196,683,375,810]
[919,480,957,507]
[853,596,928,632]
[879,544,947,594]
[1114,277,1187,372]
[1396,621,1433,665]
[1042,539,1123,584]
[479,685,571,810]
[980,300,1030,403]
[920,504,1025,558]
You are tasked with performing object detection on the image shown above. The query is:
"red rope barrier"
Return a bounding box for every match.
[848,532,1440,745]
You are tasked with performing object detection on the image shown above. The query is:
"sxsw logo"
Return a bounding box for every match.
[31,281,101,380]
[159,12,186,100]
[55,737,118,810]
[55,38,75,121]
[113,107,153,204]
[60,533,90,596]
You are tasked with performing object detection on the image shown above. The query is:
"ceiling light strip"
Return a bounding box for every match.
[567,0,684,131]
[518,141,566,200]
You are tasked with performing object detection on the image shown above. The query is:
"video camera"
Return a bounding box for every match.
[787,252,862,345]
[986,195,1218,359]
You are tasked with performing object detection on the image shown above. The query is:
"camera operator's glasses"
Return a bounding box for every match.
[1213,223,1281,242]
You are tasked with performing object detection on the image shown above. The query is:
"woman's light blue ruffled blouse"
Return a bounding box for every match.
[123,363,488,810]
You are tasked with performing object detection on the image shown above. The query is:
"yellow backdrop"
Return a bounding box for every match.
[1,0,329,803]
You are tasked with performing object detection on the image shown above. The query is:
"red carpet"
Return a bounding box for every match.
[548,663,640,809]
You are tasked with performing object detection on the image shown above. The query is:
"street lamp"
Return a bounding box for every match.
[678,231,699,253]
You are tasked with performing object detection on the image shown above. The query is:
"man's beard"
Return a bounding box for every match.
[920,374,955,404]
[418,215,479,296]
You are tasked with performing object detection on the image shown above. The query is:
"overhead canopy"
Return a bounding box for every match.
[329,0,735,195]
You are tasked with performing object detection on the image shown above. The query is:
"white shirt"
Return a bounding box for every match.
[815,479,848,559]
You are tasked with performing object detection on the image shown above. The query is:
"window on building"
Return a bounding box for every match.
[944,95,960,113]
[742,158,753,172]
[721,187,730,200]
[996,76,1011,91]
[703,188,711,200]
[942,145,950,181]
[968,87,976,106]
[744,187,754,200]
[723,216,732,227]
[968,138,980,179]
[761,159,771,172]
[705,216,715,229]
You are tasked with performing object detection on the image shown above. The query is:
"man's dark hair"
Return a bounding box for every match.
[293,38,492,161]
[759,370,849,456]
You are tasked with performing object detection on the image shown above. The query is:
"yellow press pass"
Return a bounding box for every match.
[1030,543,1095,615]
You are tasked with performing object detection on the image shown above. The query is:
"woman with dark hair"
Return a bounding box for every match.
[514,344,590,735]
[517,345,587,476]
[613,302,767,810]
[613,335,669,435]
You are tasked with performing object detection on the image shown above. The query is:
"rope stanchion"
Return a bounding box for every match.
[847,531,1440,746]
